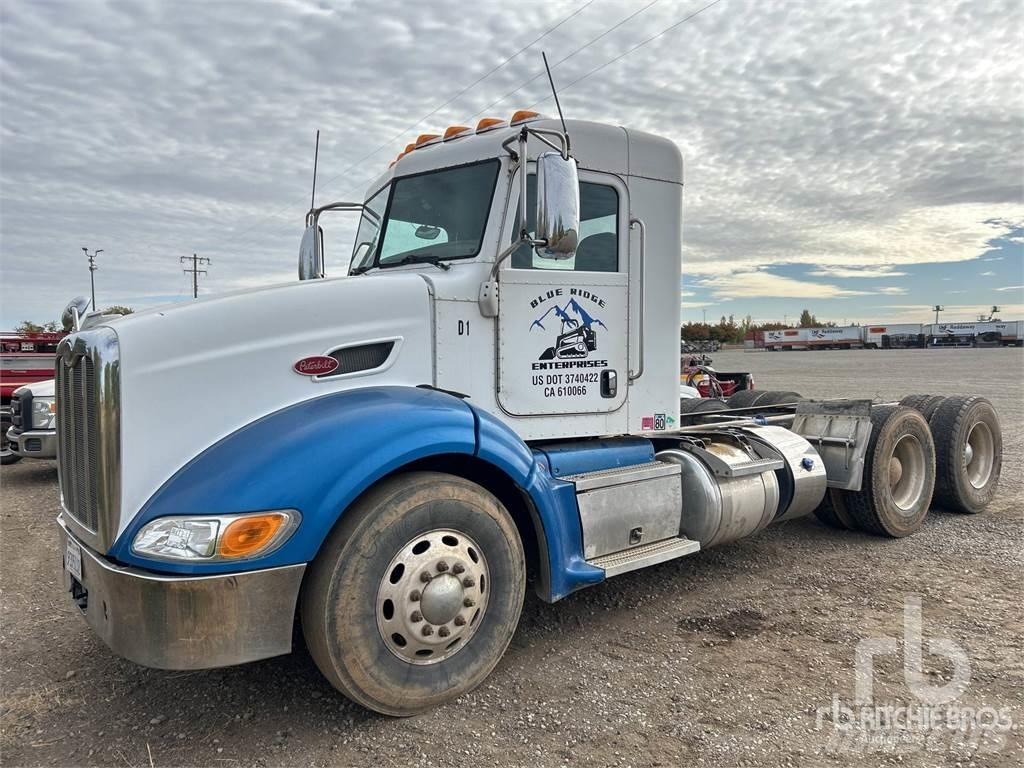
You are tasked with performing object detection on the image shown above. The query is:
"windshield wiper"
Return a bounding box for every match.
[387,254,452,271]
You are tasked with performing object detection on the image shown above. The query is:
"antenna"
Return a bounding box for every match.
[542,51,570,152]
[310,130,320,211]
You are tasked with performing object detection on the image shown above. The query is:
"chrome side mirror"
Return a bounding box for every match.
[535,150,579,260]
[298,224,321,281]
[61,296,91,332]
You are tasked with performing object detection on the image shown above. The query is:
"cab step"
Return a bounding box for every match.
[588,536,700,578]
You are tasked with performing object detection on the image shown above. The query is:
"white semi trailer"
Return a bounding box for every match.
[55,112,1004,715]
[863,323,924,349]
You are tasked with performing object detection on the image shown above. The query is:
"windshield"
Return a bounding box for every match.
[354,159,499,272]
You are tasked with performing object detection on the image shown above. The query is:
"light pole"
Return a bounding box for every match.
[82,247,103,310]
[932,304,944,325]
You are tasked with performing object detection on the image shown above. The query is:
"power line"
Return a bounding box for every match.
[221,0,596,254]
[527,0,726,109]
[222,0,728,261]
[468,0,662,121]
[181,253,211,299]
[223,0,663,260]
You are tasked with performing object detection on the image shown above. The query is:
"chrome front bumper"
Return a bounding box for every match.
[7,427,57,458]
[58,517,306,670]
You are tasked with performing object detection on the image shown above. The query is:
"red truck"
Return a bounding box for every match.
[1,331,64,464]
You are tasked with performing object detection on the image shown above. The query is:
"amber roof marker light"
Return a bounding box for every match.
[475,117,507,133]
[510,110,542,125]
[443,125,472,141]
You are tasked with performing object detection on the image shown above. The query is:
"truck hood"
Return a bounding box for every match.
[15,378,55,398]
[107,273,434,535]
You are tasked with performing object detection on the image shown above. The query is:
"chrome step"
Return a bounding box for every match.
[562,460,679,491]
[588,536,700,578]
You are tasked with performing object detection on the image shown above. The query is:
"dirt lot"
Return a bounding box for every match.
[2,348,1022,767]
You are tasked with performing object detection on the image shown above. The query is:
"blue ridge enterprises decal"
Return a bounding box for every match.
[529,288,608,399]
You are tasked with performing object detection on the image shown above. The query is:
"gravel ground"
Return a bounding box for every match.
[2,348,1022,767]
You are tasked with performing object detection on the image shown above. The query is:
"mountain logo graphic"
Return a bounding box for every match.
[530,297,608,360]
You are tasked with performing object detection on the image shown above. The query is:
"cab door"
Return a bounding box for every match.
[497,171,629,417]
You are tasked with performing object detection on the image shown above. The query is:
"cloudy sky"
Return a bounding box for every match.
[1,0,1021,329]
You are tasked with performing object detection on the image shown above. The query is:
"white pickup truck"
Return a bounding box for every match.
[6,378,57,462]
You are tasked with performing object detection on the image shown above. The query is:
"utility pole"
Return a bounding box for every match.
[181,254,211,299]
[82,247,103,310]
[932,305,944,325]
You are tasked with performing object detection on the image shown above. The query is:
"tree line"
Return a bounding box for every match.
[12,306,134,334]
[682,309,855,345]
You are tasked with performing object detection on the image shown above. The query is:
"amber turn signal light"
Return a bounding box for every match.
[218,512,290,558]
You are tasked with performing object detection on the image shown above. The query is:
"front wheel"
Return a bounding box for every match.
[301,471,526,715]
[1,413,21,465]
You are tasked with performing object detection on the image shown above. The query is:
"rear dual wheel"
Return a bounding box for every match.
[301,472,525,716]
[841,406,936,538]
[896,394,1002,513]
[929,396,1001,514]
[899,393,946,421]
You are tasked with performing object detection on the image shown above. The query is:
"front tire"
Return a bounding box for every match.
[0,413,21,465]
[301,472,526,715]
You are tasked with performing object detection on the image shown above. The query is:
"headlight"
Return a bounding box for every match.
[31,397,56,429]
[131,510,300,562]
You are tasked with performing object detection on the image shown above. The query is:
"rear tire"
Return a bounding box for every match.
[680,397,727,414]
[813,488,856,530]
[756,390,803,406]
[928,396,1001,514]
[899,394,946,421]
[301,472,526,715]
[726,389,765,408]
[843,405,935,538]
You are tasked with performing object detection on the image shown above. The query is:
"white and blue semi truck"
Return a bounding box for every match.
[55,113,1003,715]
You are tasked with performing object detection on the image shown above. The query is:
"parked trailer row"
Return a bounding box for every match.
[763,326,864,350]
[760,321,1023,350]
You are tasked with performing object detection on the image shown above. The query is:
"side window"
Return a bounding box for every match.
[510,177,619,272]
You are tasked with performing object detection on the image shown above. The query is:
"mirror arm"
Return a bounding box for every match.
[312,201,364,215]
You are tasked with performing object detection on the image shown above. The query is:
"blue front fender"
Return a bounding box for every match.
[110,386,602,600]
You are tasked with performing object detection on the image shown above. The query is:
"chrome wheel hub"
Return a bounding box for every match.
[964,421,994,489]
[376,529,489,665]
[890,434,926,512]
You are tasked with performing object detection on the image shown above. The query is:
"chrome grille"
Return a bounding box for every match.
[56,328,120,548]
[57,357,99,530]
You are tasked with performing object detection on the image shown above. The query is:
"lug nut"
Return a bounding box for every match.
[452,563,465,575]
[420,572,432,583]
[463,597,475,608]
[436,561,449,572]
[462,576,475,588]
[438,626,451,638]
[422,625,434,636]
[410,611,423,623]
[410,589,421,602]
[453,615,466,626]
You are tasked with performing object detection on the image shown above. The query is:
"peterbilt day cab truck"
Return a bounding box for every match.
[56,112,1003,715]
